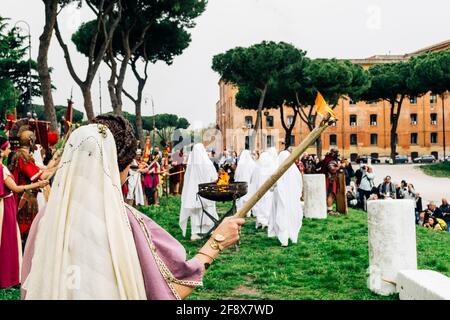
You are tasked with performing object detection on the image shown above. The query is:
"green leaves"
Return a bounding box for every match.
[409,50,450,96]
[0,16,41,117]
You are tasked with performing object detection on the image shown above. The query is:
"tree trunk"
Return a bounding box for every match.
[81,85,95,121]
[316,136,323,159]
[37,0,58,131]
[389,97,404,163]
[279,104,297,149]
[442,93,447,158]
[252,84,268,151]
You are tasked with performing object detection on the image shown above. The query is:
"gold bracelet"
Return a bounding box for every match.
[197,251,215,262]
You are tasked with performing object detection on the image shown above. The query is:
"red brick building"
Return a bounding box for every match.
[216,40,450,160]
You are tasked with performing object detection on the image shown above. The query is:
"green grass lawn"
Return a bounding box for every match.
[419,162,450,178]
[2,196,450,300]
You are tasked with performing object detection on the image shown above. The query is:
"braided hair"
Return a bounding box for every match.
[92,114,137,172]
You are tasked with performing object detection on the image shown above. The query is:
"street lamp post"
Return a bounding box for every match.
[14,20,32,114]
[151,96,156,148]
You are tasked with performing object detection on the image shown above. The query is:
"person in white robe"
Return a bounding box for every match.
[249,151,277,228]
[234,150,257,217]
[179,143,219,241]
[267,147,278,162]
[268,150,303,247]
[126,154,145,206]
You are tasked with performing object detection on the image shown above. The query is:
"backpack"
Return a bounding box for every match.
[435,218,448,231]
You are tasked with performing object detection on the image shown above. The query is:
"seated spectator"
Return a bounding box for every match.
[427,201,444,220]
[439,198,450,231]
[378,175,396,199]
[424,216,447,231]
[368,193,379,201]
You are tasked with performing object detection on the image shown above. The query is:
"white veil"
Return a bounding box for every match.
[179,143,218,236]
[23,124,146,300]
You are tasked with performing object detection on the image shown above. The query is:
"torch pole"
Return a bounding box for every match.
[234,115,335,219]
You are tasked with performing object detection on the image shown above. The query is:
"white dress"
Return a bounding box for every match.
[268,150,303,246]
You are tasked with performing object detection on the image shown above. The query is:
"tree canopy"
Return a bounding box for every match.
[0,17,42,118]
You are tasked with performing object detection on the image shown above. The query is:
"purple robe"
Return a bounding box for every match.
[21,203,204,299]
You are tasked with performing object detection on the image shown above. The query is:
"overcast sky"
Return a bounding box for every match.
[2,0,450,128]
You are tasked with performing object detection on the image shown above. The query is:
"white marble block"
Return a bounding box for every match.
[367,199,417,296]
[303,174,327,219]
[397,270,450,300]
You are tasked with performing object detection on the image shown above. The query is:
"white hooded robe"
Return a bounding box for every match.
[268,150,303,246]
[249,151,277,228]
[234,150,256,214]
[179,143,219,237]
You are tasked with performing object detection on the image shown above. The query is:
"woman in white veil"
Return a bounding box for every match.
[22,123,147,299]
[268,150,303,247]
[22,116,244,300]
[179,143,219,241]
[234,150,256,215]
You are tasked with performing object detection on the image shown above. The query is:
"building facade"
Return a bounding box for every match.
[215,40,450,160]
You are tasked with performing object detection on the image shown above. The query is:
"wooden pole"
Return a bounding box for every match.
[234,115,335,219]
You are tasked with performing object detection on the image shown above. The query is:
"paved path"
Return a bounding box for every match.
[368,164,450,204]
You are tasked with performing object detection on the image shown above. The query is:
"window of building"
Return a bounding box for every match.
[431,132,438,144]
[329,134,337,146]
[410,133,418,145]
[350,134,358,146]
[350,115,357,126]
[349,99,356,105]
[410,114,418,125]
[370,114,377,126]
[411,152,419,160]
[266,115,274,127]
[430,94,438,104]
[430,113,438,125]
[288,135,295,146]
[267,135,275,147]
[244,116,253,128]
[287,116,294,127]
[370,134,378,145]
[410,96,417,104]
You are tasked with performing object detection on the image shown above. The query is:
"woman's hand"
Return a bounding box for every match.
[37,180,50,188]
[210,216,246,250]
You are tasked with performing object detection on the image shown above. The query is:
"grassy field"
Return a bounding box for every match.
[420,162,450,178]
[2,196,450,300]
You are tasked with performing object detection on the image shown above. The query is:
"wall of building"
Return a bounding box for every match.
[216,81,450,159]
